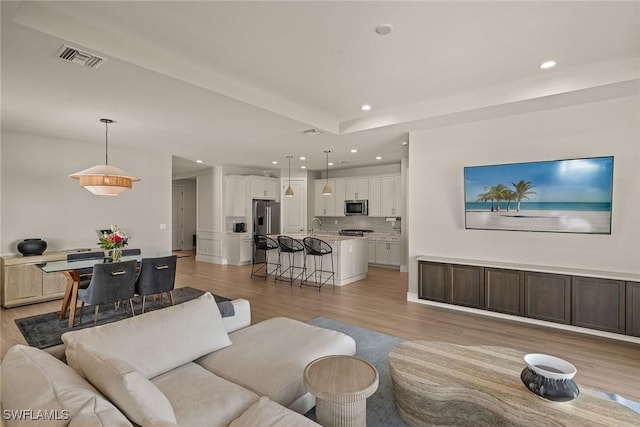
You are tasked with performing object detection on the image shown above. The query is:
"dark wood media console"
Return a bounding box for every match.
[417,257,640,337]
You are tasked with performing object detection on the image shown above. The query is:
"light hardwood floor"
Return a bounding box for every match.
[2,253,639,402]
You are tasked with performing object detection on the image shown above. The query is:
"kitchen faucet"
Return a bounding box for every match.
[311,217,322,235]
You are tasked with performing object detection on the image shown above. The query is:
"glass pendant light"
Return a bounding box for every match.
[322,150,332,196]
[69,119,140,195]
[285,155,294,197]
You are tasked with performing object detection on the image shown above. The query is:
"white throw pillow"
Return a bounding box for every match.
[63,292,232,379]
[75,344,177,426]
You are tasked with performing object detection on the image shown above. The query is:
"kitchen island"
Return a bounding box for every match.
[270,234,368,286]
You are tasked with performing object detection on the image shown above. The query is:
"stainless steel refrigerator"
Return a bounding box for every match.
[253,199,280,263]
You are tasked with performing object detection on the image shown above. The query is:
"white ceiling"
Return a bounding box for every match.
[2,1,639,174]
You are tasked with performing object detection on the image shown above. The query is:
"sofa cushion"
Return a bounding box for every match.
[228,396,321,427]
[151,362,259,427]
[75,344,176,425]
[63,292,232,379]
[1,345,131,427]
[196,317,356,408]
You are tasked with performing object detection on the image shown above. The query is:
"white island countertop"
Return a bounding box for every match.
[270,233,368,243]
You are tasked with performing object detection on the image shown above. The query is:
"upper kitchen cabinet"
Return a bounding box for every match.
[249,176,279,201]
[368,177,382,217]
[314,179,338,216]
[380,174,402,217]
[225,175,247,217]
[345,177,369,200]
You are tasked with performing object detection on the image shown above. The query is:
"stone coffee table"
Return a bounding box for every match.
[388,340,640,427]
[304,355,379,427]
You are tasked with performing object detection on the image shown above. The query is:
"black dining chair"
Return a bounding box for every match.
[134,255,177,314]
[121,248,142,257]
[66,251,106,289]
[76,260,137,326]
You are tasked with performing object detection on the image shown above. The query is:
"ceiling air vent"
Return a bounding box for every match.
[55,45,106,69]
[302,128,323,136]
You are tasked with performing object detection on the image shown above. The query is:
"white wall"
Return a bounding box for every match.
[1,131,172,255]
[407,96,640,294]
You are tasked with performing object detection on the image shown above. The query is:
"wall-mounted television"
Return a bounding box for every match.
[464,156,614,234]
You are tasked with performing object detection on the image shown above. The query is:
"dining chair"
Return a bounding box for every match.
[121,248,142,256]
[134,255,177,314]
[66,251,106,289]
[76,260,137,326]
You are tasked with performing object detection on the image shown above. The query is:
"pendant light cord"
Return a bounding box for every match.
[104,120,109,165]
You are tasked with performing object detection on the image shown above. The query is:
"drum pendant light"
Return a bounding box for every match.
[322,150,332,196]
[285,155,294,197]
[69,119,140,195]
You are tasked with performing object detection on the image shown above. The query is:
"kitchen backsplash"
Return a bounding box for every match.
[313,216,401,234]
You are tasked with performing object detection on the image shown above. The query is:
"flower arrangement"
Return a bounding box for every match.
[98,225,129,261]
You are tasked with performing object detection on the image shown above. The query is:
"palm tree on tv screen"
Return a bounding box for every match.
[511,180,537,212]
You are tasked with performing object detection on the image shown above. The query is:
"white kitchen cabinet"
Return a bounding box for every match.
[371,235,403,266]
[314,179,337,216]
[250,176,278,200]
[227,233,252,266]
[367,238,377,263]
[380,174,402,217]
[345,177,369,200]
[368,177,381,217]
[225,176,247,217]
[334,179,346,217]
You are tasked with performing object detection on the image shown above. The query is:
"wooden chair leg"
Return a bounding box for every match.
[167,291,174,306]
[129,299,135,317]
[78,302,85,324]
[93,305,100,326]
[141,295,146,314]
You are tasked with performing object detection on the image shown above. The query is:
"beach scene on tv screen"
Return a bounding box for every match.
[464,157,613,234]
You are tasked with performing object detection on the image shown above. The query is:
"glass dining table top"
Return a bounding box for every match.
[38,251,173,273]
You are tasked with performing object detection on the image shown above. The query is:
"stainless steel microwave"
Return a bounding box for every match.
[345,200,368,216]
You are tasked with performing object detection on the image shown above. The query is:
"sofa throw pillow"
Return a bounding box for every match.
[76,344,177,426]
[63,292,232,379]
[1,345,132,427]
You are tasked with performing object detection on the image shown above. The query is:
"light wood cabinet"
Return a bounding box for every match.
[2,252,68,308]
[225,176,247,217]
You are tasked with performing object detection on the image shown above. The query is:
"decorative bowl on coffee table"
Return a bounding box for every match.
[520,353,580,402]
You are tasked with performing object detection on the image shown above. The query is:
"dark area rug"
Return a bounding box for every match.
[15,287,228,349]
[306,317,408,427]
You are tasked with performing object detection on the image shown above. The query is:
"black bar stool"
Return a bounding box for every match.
[301,237,335,291]
[251,235,280,279]
[275,236,306,285]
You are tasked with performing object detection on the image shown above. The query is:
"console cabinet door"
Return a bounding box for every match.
[449,264,484,309]
[4,264,42,301]
[572,276,625,334]
[626,282,640,337]
[485,268,524,316]
[418,261,448,303]
[524,272,571,324]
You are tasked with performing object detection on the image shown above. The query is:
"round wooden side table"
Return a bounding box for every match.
[304,355,379,427]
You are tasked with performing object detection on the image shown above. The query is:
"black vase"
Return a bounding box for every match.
[17,238,47,256]
[520,367,580,402]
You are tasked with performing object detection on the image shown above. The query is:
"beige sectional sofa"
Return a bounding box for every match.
[1,292,356,426]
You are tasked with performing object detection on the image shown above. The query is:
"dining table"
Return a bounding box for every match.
[39,251,171,328]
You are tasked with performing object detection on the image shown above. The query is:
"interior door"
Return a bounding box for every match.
[282,179,306,234]
[172,184,185,251]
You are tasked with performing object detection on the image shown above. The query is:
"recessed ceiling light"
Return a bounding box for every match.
[299,156,306,160]
[375,24,393,36]
[350,149,358,153]
[361,104,372,111]
[272,161,278,165]
[539,60,557,69]
[401,141,408,146]
[196,159,203,163]
[328,162,334,166]
[300,166,306,169]
[375,156,382,160]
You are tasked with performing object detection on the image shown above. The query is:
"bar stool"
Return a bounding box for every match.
[275,236,306,285]
[251,235,280,279]
[302,237,335,291]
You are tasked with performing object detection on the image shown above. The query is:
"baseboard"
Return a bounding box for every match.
[406,292,640,345]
